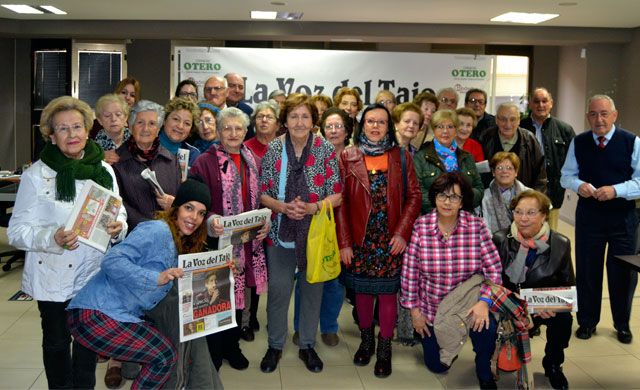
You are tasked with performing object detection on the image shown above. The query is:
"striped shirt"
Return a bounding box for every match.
[400,210,502,323]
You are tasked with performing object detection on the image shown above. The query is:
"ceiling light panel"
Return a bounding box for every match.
[40,5,66,14]
[491,12,559,24]
[1,4,43,14]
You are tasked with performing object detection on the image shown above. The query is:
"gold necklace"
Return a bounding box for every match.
[438,222,456,240]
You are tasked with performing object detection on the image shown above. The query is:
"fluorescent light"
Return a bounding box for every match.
[40,5,66,14]
[251,11,277,20]
[491,12,559,24]
[1,4,43,14]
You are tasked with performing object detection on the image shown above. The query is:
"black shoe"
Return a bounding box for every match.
[529,323,541,338]
[479,379,498,389]
[225,348,249,370]
[575,326,596,339]
[374,335,392,378]
[545,365,569,389]
[250,319,260,332]
[212,357,222,371]
[353,327,375,366]
[240,326,255,342]
[617,329,633,344]
[299,346,323,373]
[260,348,282,373]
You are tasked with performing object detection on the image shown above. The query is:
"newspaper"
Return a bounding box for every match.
[178,148,190,182]
[520,286,578,313]
[178,246,236,342]
[476,160,491,173]
[140,168,165,196]
[64,180,122,253]
[213,208,272,251]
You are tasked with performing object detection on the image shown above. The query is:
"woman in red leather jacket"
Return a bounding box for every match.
[336,103,422,378]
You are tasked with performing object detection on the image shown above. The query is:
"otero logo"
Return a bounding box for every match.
[451,69,486,78]
[183,62,222,71]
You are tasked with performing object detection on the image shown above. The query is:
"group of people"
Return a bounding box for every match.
[7,70,639,390]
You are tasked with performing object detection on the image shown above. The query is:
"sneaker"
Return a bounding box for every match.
[260,348,282,373]
[321,333,339,347]
[299,346,323,373]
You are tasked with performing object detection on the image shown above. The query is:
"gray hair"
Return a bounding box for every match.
[437,87,459,101]
[95,94,129,118]
[205,75,227,88]
[216,107,250,132]
[586,94,616,112]
[268,89,286,100]
[128,100,165,128]
[252,101,280,122]
[496,102,521,119]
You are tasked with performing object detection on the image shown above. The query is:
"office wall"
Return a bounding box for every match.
[0,38,16,171]
[127,39,172,104]
[619,28,640,133]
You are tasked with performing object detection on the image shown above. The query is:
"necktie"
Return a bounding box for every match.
[598,136,606,149]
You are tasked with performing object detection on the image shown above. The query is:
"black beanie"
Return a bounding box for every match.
[172,175,211,211]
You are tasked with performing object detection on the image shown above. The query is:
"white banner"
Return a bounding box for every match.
[173,47,496,109]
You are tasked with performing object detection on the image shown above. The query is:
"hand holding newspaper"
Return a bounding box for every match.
[141,168,165,196]
[210,208,272,250]
[519,286,578,313]
[64,180,123,253]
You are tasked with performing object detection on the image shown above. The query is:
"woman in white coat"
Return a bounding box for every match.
[8,96,127,389]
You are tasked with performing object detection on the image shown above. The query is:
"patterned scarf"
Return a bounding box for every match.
[357,131,393,156]
[506,221,550,284]
[127,136,160,164]
[40,140,112,202]
[279,133,313,268]
[488,179,527,232]
[434,139,459,172]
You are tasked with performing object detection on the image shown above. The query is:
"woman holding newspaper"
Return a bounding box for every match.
[492,190,575,390]
[7,96,127,389]
[67,177,211,390]
[190,106,270,371]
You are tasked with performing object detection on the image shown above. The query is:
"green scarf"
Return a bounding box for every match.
[39,140,112,202]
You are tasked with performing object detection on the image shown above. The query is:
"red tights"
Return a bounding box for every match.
[355,293,397,338]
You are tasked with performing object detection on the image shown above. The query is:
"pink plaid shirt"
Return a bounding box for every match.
[400,210,502,323]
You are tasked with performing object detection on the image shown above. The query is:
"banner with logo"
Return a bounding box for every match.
[173,47,496,109]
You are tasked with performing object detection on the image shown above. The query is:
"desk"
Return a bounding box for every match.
[0,182,18,203]
[616,255,640,272]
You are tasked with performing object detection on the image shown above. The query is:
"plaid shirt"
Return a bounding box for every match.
[400,210,502,323]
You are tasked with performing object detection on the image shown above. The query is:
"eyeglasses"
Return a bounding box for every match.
[324,123,345,130]
[494,165,515,172]
[587,111,613,119]
[365,118,387,127]
[256,114,276,122]
[513,209,541,218]
[197,118,215,126]
[435,124,456,131]
[440,97,457,105]
[179,92,198,99]
[204,86,225,93]
[378,99,394,105]
[436,193,463,203]
[54,123,85,134]
[467,98,486,105]
[221,125,245,134]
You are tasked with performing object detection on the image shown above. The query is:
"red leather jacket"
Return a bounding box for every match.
[336,146,422,250]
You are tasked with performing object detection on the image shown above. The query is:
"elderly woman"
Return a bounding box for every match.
[90,77,141,139]
[159,97,201,169]
[414,109,483,214]
[245,100,280,160]
[375,90,397,113]
[258,93,342,374]
[67,178,211,390]
[336,104,421,378]
[455,108,485,162]
[334,87,363,128]
[190,107,270,371]
[392,102,424,156]
[493,190,574,390]
[114,100,180,232]
[175,79,199,102]
[292,106,353,348]
[191,102,220,153]
[411,91,438,149]
[482,152,531,234]
[7,96,127,389]
[401,172,502,389]
[94,94,131,165]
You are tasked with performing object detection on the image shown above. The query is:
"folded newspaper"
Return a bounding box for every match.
[178,246,236,342]
[520,286,578,313]
[212,208,272,250]
[141,168,165,196]
[178,148,190,182]
[64,180,122,253]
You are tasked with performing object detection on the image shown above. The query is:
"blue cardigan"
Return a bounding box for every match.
[68,220,178,323]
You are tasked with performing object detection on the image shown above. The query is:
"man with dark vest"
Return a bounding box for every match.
[521,87,575,230]
[561,94,640,344]
[465,88,495,141]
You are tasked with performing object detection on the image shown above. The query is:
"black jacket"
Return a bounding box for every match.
[520,116,575,208]
[492,229,575,292]
[479,126,548,193]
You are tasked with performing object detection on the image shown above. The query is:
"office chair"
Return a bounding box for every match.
[0,201,24,272]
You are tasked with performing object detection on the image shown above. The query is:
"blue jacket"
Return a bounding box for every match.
[68,220,178,323]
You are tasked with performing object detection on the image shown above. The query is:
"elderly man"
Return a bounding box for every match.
[204,76,227,109]
[479,102,547,192]
[561,95,640,344]
[520,88,575,230]
[465,88,496,141]
[225,72,255,139]
[436,87,459,110]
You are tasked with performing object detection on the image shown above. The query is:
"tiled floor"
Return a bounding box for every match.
[1,219,640,389]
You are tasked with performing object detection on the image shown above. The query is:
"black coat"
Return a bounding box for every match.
[520,116,575,208]
[492,229,575,292]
